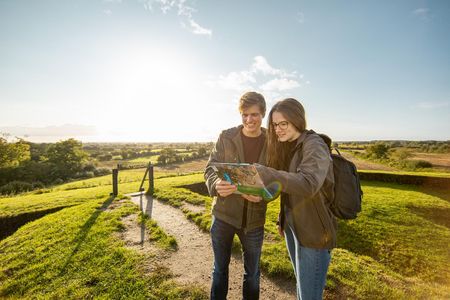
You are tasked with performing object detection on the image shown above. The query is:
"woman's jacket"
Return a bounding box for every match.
[257,130,337,249]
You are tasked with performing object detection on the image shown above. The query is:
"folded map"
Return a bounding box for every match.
[210,162,281,202]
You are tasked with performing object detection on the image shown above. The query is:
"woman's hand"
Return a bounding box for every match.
[215,179,237,197]
[241,194,262,203]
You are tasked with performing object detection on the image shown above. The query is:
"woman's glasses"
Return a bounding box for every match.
[272,121,289,130]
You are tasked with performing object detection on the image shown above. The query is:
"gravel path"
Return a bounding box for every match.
[128,193,296,299]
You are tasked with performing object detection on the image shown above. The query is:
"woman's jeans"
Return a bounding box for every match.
[284,223,331,300]
[210,216,264,300]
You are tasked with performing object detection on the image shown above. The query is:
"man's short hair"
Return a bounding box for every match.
[239,92,266,116]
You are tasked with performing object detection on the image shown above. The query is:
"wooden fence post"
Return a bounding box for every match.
[112,168,118,196]
[148,165,154,196]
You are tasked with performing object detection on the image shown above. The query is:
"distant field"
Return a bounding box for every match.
[155,158,207,174]
[128,155,159,164]
[340,151,397,171]
[341,149,450,173]
[410,152,450,169]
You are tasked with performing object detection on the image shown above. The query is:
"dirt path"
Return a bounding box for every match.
[127,193,296,299]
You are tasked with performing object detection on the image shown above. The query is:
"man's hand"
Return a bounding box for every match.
[241,194,262,203]
[215,179,237,197]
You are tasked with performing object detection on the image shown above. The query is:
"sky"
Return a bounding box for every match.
[0,0,449,143]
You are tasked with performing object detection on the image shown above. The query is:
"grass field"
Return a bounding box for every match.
[0,194,206,299]
[342,149,450,174]
[1,169,449,299]
[410,152,450,170]
[152,174,450,299]
[128,155,159,164]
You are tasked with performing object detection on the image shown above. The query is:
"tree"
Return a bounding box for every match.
[391,148,411,161]
[46,139,88,179]
[157,148,179,165]
[198,147,208,157]
[0,138,31,168]
[365,142,389,159]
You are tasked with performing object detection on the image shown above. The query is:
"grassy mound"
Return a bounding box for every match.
[0,189,206,298]
[149,173,450,299]
[2,170,449,299]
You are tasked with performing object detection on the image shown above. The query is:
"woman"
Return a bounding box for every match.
[255,98,336,300]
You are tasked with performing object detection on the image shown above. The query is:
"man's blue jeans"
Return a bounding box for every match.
[284,223,331,300]
[210,216,264,300]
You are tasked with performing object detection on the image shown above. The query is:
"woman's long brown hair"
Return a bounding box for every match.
[266,98,307,170]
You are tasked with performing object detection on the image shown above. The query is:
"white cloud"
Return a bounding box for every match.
[187,19,212,36]
[103,9,113,15]
[251,56,297,78]
[207,71,256,91]
[412,7,430,20]
[177,0,196,17]
[140,0,212,36]
[252,56,279,75]
[207,56,303,95]
[260,78,300,92]
[415,101,449,109]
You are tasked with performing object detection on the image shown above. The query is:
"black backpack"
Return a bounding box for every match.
[316,133,363,219]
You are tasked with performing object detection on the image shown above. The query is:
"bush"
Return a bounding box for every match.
[34,188,52,194]
[31,181,45,189]
[365,143,389,159]
[411,160,433,169]
[53,178,64,185]
[83,163,97,172]
[98,154,113,161]
[397,159,433,170]
[0,180,33,195]
[94,168,111,176]
[83,171,95,178]
[358,171,450,186]
[390,148,411,161]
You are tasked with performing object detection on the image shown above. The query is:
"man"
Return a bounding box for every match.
[204,91,268,300]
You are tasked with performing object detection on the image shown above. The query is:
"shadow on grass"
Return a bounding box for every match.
[58,196,115,276]
[362,180,450,203]
[407,205,450,229]
[336,220,377,258]
[362,180,423,192]
[176,182,209,196]
[418,185,450,203]
[0,206,72,240]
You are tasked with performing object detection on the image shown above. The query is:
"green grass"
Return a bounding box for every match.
[144,173,450,299]
[129,155,159,164]
[337,181,450,283]
[0,196,206,299]
[153,174,211,208]
[2,169,449,299]
[0,169,174,218]
[139,212,178,251]
[326,248,443,299]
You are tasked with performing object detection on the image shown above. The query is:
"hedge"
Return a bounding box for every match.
[358,171,450,187]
